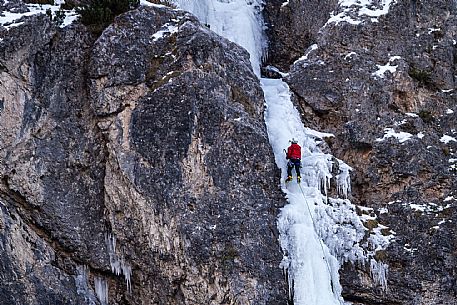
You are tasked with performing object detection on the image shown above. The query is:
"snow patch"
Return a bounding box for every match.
[394,119,407,126]
[403,243,418,253]
[379,207,388,214]
[444,196,455,202]
[296,44,318,63]
[264,65,289,77]
[326,0,396,26]
[441,135,457,144]
[358,208,395,256]
[152,23,179,41]
[344,52,357,60]
[304,127,334,139]
[406,112,419,117]
[61,11,78,27]
[376,128,413,143]
[141,0,168,7]
[407,202,450,213]
[428,27,441,34]
[0,4,77,29]
[372,56,400,78]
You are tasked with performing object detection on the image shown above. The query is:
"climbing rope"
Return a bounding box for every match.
[297,183,339,297]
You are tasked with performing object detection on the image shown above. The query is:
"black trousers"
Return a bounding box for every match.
[287,159,301,177]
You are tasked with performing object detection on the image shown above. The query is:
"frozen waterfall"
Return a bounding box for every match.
[172,0,390,304]
[174,0,266,76]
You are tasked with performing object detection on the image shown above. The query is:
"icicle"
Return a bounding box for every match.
[75,265,90,295]
[121,258,133,292]
[370,259,388,291]
[336,162,352,198]
[105,233,133,292]
[94,276,109,305]
[75,265,98,305]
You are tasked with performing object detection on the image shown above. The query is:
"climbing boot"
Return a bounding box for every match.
[285,176,292,182]
[297,176,301,183]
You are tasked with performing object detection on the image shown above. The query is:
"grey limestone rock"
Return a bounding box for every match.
[273,0,457,303]
[262,0,338,71]
[0,4,287,305]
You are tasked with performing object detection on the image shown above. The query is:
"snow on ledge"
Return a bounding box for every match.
[371,63,398,78]
[140,0,169,8]
[326,0,396,26]
[0,4,78,29]
[441,135,457,144]
[344,51,357,60]
[407,202,451,213]
[376,128,413,143]
[372,56,401,78]
[304,127,334,139]
[295,43,318,64]
[152,23,179,41]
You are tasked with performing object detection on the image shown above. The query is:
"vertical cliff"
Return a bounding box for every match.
[0,5,287,304]
[264,0,457,304]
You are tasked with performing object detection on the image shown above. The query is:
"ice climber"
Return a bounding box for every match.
[285,138,302,183]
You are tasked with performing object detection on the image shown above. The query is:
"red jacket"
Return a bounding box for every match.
[287,143,301,160]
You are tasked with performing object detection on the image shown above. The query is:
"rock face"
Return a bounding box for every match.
[263,0,338,71]
[0,5,287,305]
[265,0,457,304]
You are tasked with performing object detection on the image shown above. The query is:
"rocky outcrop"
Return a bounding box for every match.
[262,0,338,71]
[270,0,457,304]
[0,5,287,304]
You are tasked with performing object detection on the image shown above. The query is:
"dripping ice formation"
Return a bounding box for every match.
[90,234,134,304]
[75,265,98,305]
[94,276,109,305]
[263,79,344,304]
[171,0,394,304]
[264,79,392,299]
[106,234,133,292]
